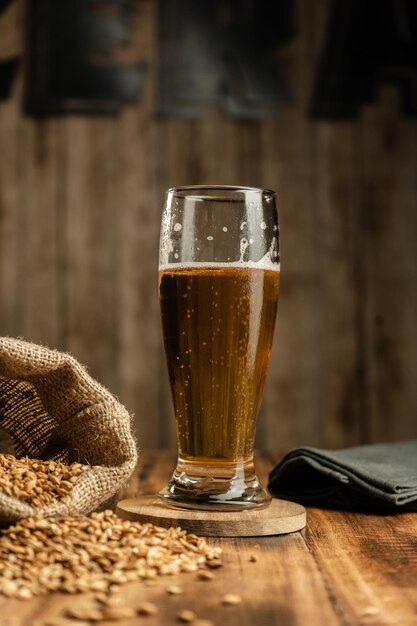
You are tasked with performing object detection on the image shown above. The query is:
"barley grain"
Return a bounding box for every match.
[166,584,183,595]
[222,593,242,606]
[0,510,222,599]
[177,609,196,622]
[137,601,158,616]
[0,454,90,509]
[65,604,103,621]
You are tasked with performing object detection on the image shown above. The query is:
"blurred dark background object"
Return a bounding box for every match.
[0,0,18,98]
[158,0,294,118]
[25,0,147,115]
[310,0,417,118]
[0,58,18,99]
[0,0,416,452]
[0,0,13,11]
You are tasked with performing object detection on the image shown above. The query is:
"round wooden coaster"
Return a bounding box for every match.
[116,496,306,537]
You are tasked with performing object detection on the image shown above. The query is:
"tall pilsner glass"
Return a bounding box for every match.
[158,186,280,510]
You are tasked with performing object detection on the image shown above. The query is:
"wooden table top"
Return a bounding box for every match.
[1,450,417,626]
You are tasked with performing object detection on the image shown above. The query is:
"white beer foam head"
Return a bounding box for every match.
[159,251,280,272]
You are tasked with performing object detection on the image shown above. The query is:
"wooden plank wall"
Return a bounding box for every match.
[0,0,416,452]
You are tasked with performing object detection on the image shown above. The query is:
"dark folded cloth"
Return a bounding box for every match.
[268,440,417,512]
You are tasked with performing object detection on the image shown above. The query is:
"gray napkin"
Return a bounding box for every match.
[268,440,417,511]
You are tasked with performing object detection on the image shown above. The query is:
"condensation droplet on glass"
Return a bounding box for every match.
[240,237,249,261]
[174,222,182,232]
[270,236,279,259]
[222,226,228,232]
[273,225,278,231]
[249,237,254,244]
[207,235,213,241]
[260,221,267,230]
[240,221,247,230]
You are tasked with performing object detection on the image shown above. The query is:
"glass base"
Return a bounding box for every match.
[158,456,272,511]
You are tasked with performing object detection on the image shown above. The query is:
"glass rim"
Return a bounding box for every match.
[167,185,276,202]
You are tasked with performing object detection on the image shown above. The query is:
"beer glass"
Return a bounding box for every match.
[159,186,280,510]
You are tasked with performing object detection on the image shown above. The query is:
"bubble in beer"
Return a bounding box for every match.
[174,253,179,259]
[207,236,214,241]
[223,226,228,232]
[240,221,247,230]
[174,223,182,231]
[260,222,267,230]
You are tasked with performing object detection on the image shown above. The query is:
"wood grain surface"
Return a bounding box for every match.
[1,451,416,626]
[117,495,306,537]
[1,0,417,451]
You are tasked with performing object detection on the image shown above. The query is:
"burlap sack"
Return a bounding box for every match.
[0,337,137,523]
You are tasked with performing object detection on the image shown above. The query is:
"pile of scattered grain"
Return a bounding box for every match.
[0,509,222,599]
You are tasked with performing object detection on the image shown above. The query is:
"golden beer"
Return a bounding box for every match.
[159,265,280,468]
